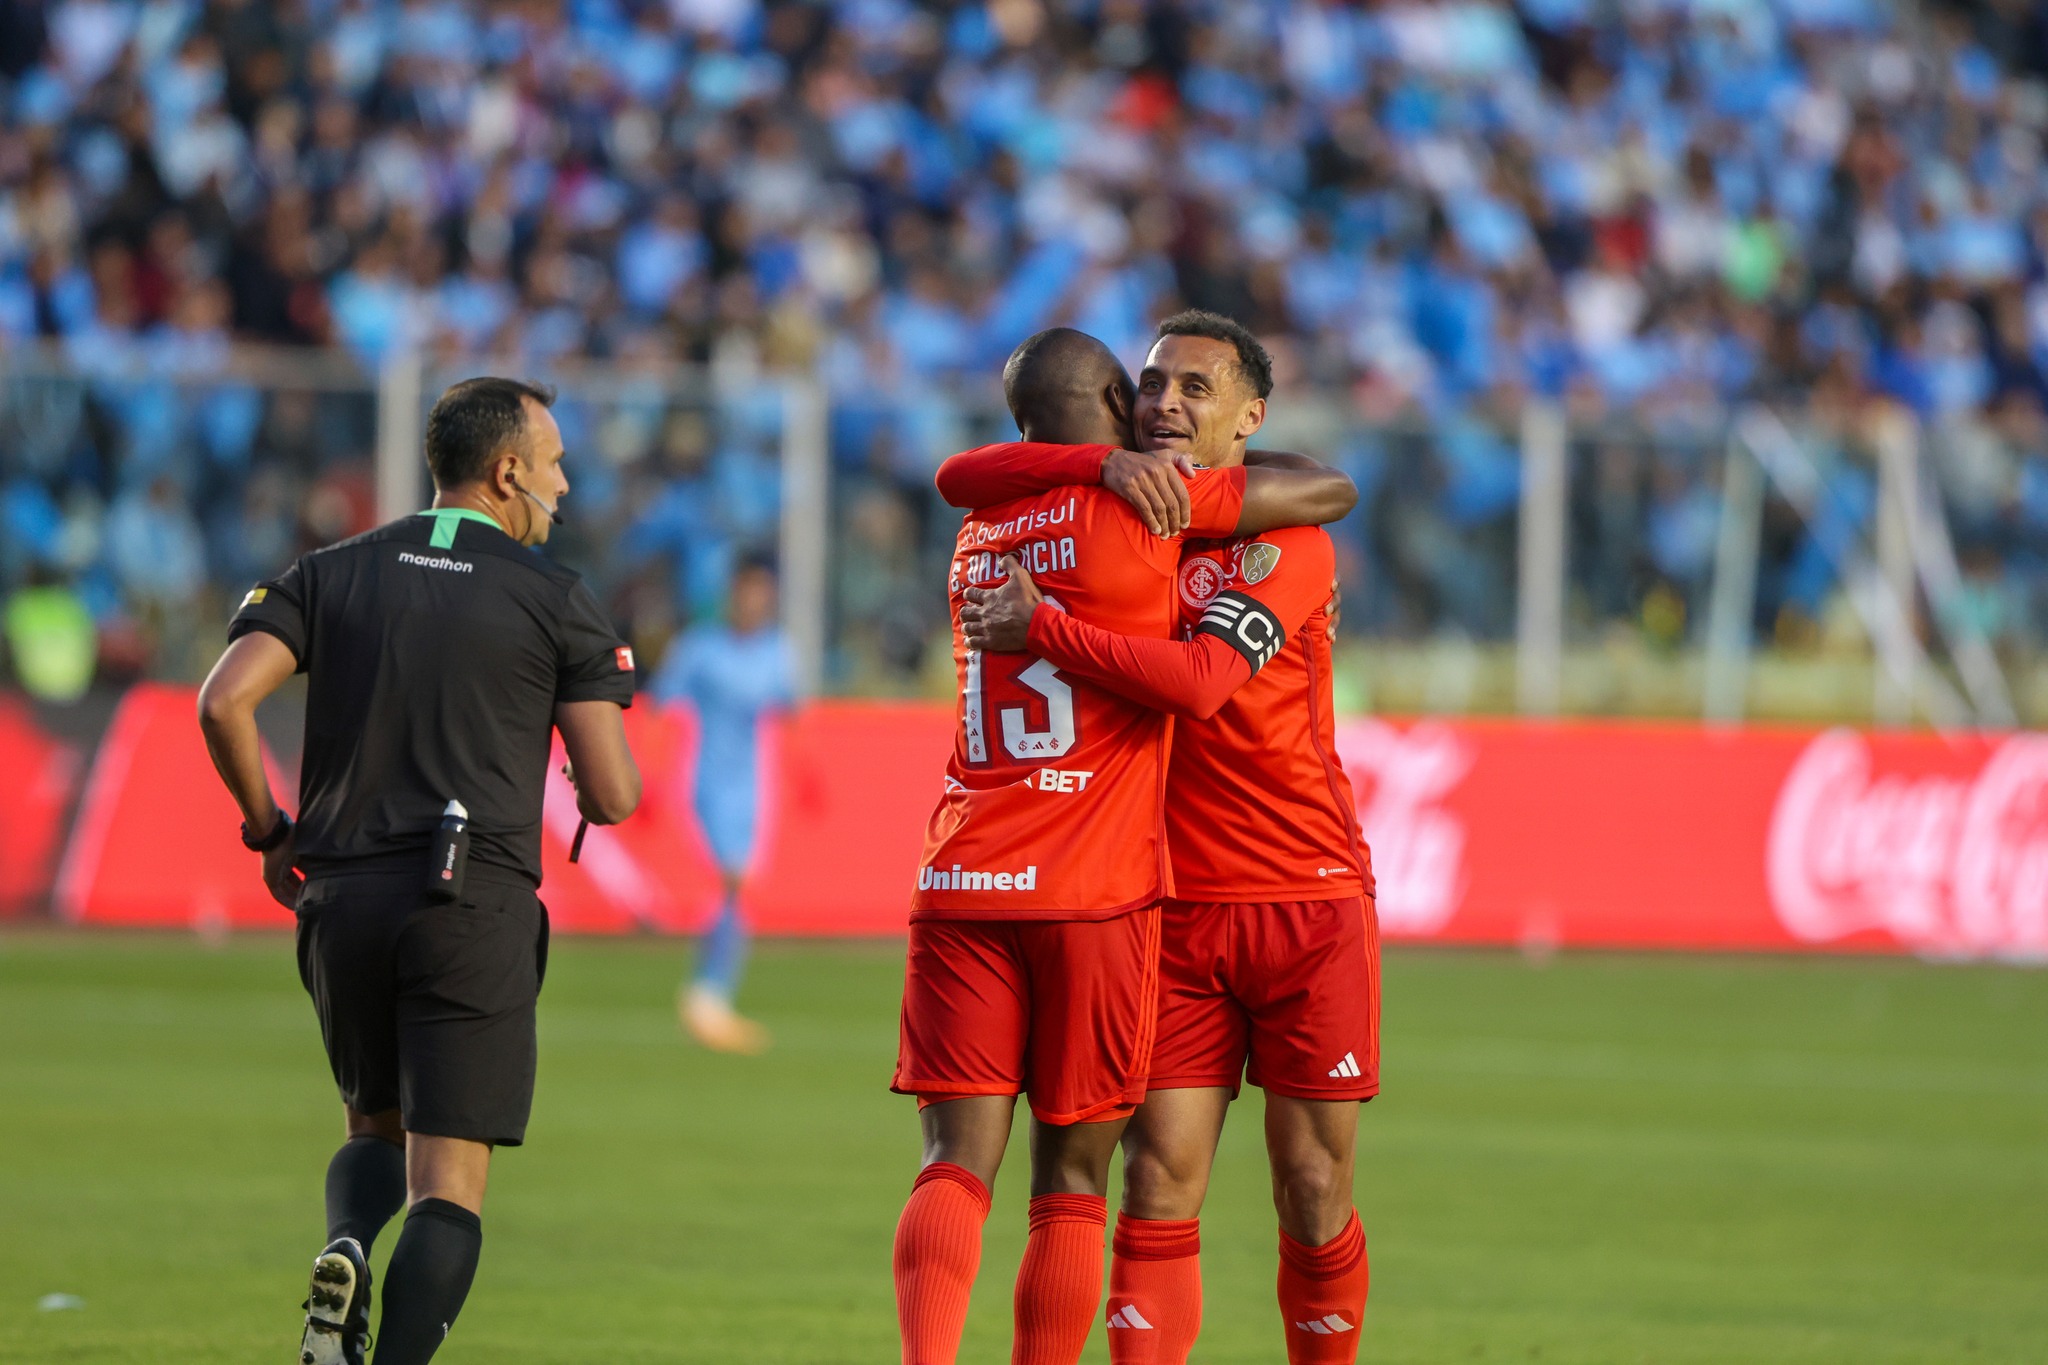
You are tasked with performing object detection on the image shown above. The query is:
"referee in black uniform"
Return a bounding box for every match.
[197,377,641,1365]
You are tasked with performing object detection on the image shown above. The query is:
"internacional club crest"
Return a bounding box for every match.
[1179,555,1226,608]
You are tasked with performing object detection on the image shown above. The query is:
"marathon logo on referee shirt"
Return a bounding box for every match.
[397,551,474,573]
[918,863,1038,892]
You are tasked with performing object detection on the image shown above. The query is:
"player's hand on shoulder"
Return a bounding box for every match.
[1102,448,1196,537]
[962,554,1039,653]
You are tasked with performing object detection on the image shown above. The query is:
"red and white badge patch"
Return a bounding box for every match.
[615,646,636,672]
[1179,555,1227,609]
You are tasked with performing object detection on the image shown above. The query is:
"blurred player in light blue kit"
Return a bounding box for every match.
[651,550,793,1053]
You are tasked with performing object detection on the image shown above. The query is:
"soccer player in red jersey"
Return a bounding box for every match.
[943,311,1377,1365]
[893,326,1355,1365]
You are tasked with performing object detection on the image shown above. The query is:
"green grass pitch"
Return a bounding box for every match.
[1,934,2044,1363]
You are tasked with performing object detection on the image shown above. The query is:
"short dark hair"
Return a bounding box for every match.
[1155,309,1273,399]
[424,377,557,489]
[1002,327,1130,437]
[733,546,779,580]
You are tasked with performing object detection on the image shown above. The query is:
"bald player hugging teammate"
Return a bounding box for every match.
[943,311,1379,1365]
[890,326,1357,1365]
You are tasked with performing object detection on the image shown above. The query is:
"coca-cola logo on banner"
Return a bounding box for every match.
[1336,719,1472,935]
[1767,728,2048,959]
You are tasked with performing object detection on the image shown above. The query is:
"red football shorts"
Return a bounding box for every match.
[1149,896,1379,1101]
[893,908,1162,1125]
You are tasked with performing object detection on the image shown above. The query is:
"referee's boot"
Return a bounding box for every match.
[299,1236,372,1365]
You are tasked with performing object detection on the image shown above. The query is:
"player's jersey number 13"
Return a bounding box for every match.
[964,653,1076,763]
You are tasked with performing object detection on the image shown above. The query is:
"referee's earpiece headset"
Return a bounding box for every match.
[505,468,563,527]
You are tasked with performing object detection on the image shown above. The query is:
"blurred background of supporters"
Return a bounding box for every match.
[1,0,2046,723]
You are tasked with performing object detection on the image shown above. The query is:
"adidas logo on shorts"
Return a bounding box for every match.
[1106,1305,1154,1330]
[1328,1052,1362,1079]
[1295,1313,1356,1335]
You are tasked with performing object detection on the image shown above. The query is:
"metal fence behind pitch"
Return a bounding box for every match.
[3,344,2044,726]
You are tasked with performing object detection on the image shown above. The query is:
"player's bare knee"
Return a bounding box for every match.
[1123,1120,1212,1202]
[1120,1144,1207,1219]
[922,1139,1003,1192]
[919,1094,1012,1188]
[1031,1157,1112,1197]
[1029,1117,1122,1196]
[1274,1157,1340,1208]
[1271,1154,1350,1242]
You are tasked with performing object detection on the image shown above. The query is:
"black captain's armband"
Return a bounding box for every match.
[1196,590,1286,673]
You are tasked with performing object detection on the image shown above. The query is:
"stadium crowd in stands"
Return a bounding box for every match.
[3,0,2047,697]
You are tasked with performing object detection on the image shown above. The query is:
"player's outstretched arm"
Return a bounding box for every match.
[1028,608,1250,719]
[934,441,1199,536]
[935,439,1352,536]
[962,557,1251,720]
[934,442,1110,509]
[1235,460,1356,535]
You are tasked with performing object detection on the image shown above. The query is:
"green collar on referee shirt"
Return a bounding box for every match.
[418,507,505,549]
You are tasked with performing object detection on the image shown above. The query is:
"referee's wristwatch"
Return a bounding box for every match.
[241,812,294,852]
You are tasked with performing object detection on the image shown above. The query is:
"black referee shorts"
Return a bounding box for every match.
[295,871,550,1146]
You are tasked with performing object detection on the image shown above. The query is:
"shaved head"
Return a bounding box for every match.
[1002,328,1135,447]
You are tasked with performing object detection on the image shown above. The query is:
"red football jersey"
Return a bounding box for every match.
[1165,526,1370,901]
[914,469,1247,920]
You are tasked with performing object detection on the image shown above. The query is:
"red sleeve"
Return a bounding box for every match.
[1183,466,1248,537]
[1026,606,1252,720]
[1190,528,1336,673]
[934,442,1113,509]
[1226,528,1336,635]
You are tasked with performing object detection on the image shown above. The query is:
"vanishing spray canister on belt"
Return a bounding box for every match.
[425,799,470,901]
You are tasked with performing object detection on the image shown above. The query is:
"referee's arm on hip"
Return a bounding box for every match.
[197,629,306,906]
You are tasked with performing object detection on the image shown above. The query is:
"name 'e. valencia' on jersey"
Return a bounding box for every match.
[1167,525,1372,902]
[913,465,1247,921]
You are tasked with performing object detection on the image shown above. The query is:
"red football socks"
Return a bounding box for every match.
[1105,1214,1203,1365]
[1276,1211,1369,1364]
[1011,1192,1108,1365]
[895,1163,993,1365]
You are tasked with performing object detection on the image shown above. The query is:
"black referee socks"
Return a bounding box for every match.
[375,1198,483,1365]
[324,1135,407,1253]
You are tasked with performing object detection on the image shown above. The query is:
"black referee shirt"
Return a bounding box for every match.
[229,508,635,887]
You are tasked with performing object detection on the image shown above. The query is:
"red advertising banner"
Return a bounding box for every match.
[46,689,949,936]
[51,683,294,930]
[17,687,2047,959]
[0,696,80,917]
[1334,719,2046,959]
[530,701,944,935]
